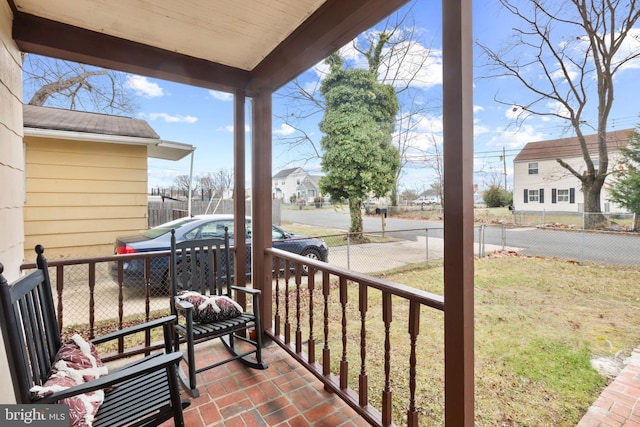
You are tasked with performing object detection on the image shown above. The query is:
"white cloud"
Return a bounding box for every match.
[380,41,443,90]
[505,105,526,121]
[208,90,233,101]
[550,62,578,82]
[126,75,164,97]
[310,37,443,92]
[339,40,365,63]
[274,123,295,136]
[567,29,640,76]
[474,120,489,137]
[142,112,198,123]
[148,167,184,186]
[545,101,571,119]
[612,28,640,71]
[393,112,444,152]
[473,105,485,113]
[485,124,544,149]
[219,124,251,133]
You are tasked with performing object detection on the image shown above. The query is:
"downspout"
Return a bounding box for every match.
[188,151,194,217]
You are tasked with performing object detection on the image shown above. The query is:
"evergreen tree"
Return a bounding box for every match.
[609,128,640,231]
[319,49,400,235]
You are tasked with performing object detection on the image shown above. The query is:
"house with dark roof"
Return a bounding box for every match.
[513,129,633,214]
[22,105,194,259]
[272,167,323,204]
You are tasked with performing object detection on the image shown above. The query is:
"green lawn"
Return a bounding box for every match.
[372,255,640,425]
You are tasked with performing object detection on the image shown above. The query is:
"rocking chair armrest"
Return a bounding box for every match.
[90,315,177,345]
[231,286,261,295]
[36,352,183,404]
[174,298,194,311]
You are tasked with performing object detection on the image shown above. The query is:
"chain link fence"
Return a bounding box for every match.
[24,219,640,336]
[507,210,637,231]
[22,254,173,339]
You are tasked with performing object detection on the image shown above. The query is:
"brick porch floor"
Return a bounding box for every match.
[160,341,640,426]
[578,346,640,427]
[160,340,369,427]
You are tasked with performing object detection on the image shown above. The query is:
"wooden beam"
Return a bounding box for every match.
[251,91,273,335]
[233,90,247,310]
[248,0,410,92]
[442,0,475,425]
[12,12,250,94]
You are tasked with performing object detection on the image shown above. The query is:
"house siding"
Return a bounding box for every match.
[0,0,22,403]
[272,167,322,203]
[514,153,626,213]
[24,137,149,259]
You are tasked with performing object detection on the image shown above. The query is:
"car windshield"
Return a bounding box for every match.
[141,217,196,239]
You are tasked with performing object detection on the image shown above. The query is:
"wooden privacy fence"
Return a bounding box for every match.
[148,199,282,227]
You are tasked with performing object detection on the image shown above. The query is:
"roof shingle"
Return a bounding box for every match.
[23,105,160,139]
[514,129,634,162]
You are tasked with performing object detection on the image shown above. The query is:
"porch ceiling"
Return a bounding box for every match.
[10,0,410,94]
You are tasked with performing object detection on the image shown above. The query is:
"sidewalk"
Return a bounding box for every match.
[578,346,640,426]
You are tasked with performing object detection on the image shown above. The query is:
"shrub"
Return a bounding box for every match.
[483,185,512,207]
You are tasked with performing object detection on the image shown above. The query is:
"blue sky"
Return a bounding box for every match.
[26,0,640,194]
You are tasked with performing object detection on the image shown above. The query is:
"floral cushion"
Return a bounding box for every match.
[31,334,108,427]
[176,290,243,323]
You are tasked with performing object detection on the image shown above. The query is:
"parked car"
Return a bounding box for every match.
[412,196,440,205]
[112,214,328,286]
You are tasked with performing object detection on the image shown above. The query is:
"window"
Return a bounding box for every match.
[528,189,539,202]
[528,162,538,175]
[557,189,569,202]
[191,220,235,240]
[272,226,286,240]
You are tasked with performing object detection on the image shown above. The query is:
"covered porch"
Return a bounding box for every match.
[1,0,474,425]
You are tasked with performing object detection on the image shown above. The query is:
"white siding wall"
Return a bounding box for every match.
[272,168,308,202]
[0,0,22,404]
[513,153,626,213]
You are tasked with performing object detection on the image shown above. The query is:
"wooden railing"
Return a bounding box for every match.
[265,247,445,427]
[21,246,446,425]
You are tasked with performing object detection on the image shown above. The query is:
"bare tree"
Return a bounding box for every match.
[173,175,198,198]
[23,54,137,115]
[424,138,444,207]
[198,169,234,200]
[199,173,216,201]
[478,0,640,228]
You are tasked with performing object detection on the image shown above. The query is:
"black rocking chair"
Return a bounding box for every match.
[0,245,189,427]
[170,227,267,398]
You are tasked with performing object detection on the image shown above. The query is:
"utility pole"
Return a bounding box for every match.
[502,146,507,190]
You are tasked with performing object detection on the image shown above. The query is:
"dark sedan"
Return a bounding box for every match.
[112,214,328,287]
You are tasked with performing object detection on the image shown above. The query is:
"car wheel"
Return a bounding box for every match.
[300,248,321,276]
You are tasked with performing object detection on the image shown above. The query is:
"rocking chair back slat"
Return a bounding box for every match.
[0,265,60,403]
[170,229,233,298]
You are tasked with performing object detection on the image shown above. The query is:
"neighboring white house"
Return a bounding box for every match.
[272,167,322,203]
[513,129,633,213]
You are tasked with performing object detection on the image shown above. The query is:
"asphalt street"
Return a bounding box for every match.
[282,206,640,267]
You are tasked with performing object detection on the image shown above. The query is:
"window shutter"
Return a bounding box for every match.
[523,189,528,204]
[552,189,557,204]
[539,188,544,203]
[570,188,575,204]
